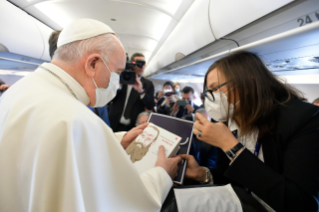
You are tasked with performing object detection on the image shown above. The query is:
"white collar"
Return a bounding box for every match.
[40,63,90,105]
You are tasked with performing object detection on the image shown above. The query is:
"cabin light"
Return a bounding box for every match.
[111,19,116,21]
[277,74,319,84]
[173,78,204,83]
[0,70,32,76]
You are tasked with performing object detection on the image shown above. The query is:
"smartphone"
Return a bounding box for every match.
[177,100,189,107]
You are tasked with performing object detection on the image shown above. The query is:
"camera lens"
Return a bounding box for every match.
[123,73,131,80]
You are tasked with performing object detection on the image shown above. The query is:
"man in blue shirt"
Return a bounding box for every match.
[88,106,110,126]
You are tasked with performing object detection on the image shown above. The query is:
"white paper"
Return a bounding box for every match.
[174,184,243,212]
[126,123,182,174]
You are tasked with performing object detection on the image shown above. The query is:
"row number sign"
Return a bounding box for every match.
[297,11,319,27]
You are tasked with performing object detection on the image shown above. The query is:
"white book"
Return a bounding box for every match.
[126,123,182,174]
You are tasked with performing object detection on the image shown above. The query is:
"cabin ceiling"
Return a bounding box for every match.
[7,0,195,62]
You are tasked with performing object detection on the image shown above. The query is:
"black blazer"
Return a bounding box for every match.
[108,77,154,131]
[208,99,319,212]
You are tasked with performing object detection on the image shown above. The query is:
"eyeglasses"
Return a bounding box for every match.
[204,81,230,102]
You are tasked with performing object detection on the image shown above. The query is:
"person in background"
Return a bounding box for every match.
[171,86,200,118]
[0,79,9,96]
[173,83,181,98]
[180,51,319,211]
[108,53,155,132]
[199,92,205,108]
[136,111,150,126]
[312,98,319,106]
[48,30,61,59]
[48,30,111,126]
[157,81,179,115]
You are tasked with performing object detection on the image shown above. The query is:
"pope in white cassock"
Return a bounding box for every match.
[0,19,181,212]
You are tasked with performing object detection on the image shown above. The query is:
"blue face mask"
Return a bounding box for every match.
[92,57,119,108]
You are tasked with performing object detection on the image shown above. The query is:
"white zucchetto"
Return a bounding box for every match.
[57,18,115,47]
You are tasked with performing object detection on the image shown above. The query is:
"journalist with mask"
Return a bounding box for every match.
[180,51,319,212]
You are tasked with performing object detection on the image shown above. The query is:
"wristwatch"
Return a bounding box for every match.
[138,90,145,95]
[225,142,244,159]
[201,167,212,184]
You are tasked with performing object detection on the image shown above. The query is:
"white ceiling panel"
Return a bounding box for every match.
[209,0,294,39]
[117,33,158,53]
[7,0,195,64]
[32,1,172,40]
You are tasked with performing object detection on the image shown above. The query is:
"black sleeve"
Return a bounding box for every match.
[224,115,319,212]
[209,148,231,185]
[141,81,155,110]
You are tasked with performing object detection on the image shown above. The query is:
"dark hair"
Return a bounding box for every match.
[163,81,174,88]
[313,98,319,104]
[0,79,5,86]
[49,30,61,59]
[204,51,305,137]
[131,53,145,62]
[182,86,194,94]
[200,92,205,100]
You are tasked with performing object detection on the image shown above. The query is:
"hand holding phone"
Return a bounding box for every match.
[176,100,189,107]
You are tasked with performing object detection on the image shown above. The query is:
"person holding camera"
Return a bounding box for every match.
[108,53,155,132]
[157,81,179,115]
[171,86,200,118]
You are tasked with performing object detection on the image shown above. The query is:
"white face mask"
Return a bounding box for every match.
[175,88,180,93]
[204,91,237,123]
[92,57,120,108]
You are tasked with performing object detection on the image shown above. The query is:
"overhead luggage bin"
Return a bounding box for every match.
[149,21,319,81]
[145,0,216,76]
[0,1,45,59]
[231,21,319,71]
[32,19,53,61]
[209,0,293,39]
[149,50,230,81]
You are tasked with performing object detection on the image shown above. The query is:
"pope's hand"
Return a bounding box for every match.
[156,146,182,180]
[179,154,206,182]
[193,113,239,152]
[121,123,149,149]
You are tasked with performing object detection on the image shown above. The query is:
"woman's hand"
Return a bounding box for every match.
[193,113,239,152]
[179,154,207,182]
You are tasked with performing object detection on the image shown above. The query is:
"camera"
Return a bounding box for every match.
[120,54,146,85]
[164,89,176,97]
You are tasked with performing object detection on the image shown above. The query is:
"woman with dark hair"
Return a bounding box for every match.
[180,51,319,211]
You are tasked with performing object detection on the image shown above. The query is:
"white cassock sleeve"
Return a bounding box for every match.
[114,131,127,142]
